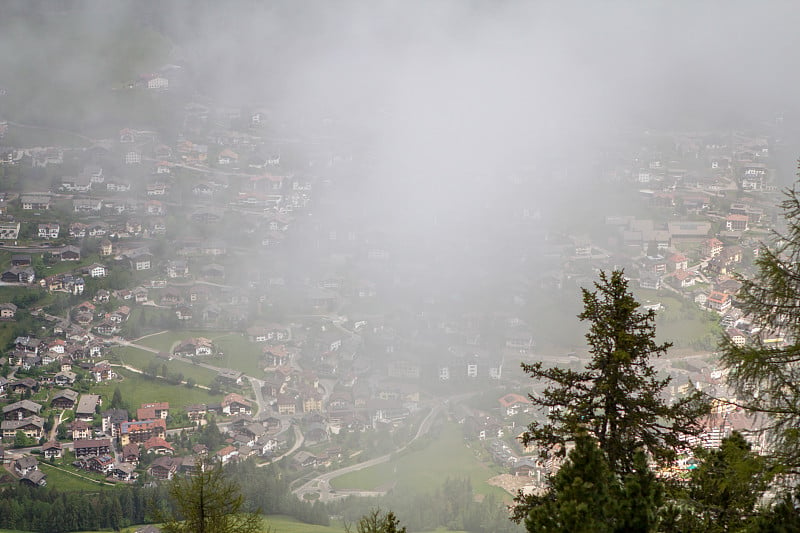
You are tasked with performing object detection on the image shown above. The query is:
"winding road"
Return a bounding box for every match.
[292,400,445,502]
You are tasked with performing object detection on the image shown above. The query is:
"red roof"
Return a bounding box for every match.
[143,437,173,451]
[498,393,531,409]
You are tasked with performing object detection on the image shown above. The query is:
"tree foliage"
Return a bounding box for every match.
[520,270,708,476]
[516,435,662,533]
[345,509,407,533]
[157,462,265,533]
[662,432,770,533]
[719,182,800,474]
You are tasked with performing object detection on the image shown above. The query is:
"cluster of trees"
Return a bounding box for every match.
[0,485,150,532]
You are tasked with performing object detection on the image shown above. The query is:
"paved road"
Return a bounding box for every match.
[292,400,444,502]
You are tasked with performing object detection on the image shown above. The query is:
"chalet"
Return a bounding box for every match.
[263,344,291,367]
[69,222,88,238]
[69,420,92,440]
[186,404,207,425]
[91,363,115,382]
[1,416,44,440]
[3,400,42,420]
[100,239,113,256]
[9,377,39,395]
[0,302,16,319]
[20,194,51,210]
[2,266,35,283]
[673,270,697,288]
[73,438,112,458]
[75,394,102,421]
[14,456,38,476]
[94,320,118,336]
[247,324,291,342]
[42,441,62,459]
[176,305,193,321]
[726,214,749,232]
[111,462,137,481]
[667,252,689,272]
[37,223,60,239]
[706,291,732,314]
[0,221,20,240]
[20,470,47,487]
[166,260,189,278]
[215,445,238,465]
[498,393,532,416]
[50,389,79,409]
[75,455,115,475]
[222,393,252,416]
[143,437,174,455]
[83,263,107,278]
[11,254,31,266]
[122,443,140,463]
[59,245,81,261]
[174,337,214,357]
[124,248,153,271]
[137,402,169,420]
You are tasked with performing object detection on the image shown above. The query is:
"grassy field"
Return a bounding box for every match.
[134,330,229,353]
[94,368,223,410]
[214,332,265,376]
[38,463,110,491]
[135,330,266,377]
[111,345,218,385]
[331,422,508,501]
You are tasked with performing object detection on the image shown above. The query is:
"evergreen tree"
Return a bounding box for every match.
[346,509,408,533]
[719,182,800,473]
[619,451,663,533]
[682,432,769,532]
[157,461,266,533]
[518,434,622,533]
[111,386,124,410]
[520,270,708,476]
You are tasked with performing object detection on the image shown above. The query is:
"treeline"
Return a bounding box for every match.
[0,484,149,532]
[330,477,524,533]
[0,459,328,532]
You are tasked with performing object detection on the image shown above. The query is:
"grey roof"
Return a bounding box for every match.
[75,394,101,415]
[3,400,42,415]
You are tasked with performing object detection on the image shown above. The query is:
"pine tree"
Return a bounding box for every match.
[345,509,408,533]
[157,461,266,533]
[111,386,124,410]
[520,434,622,533]
[719,182,800,473]
[618,451,663,533]
[520,270,708,476]
[683,432,769,532]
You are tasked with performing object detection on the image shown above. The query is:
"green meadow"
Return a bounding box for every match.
[331,423,508,501]
[111,345,218,385]
[135,330,265,377]
[94,368,223,410]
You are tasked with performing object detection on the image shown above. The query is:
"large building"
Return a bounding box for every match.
[120,419,166,446]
